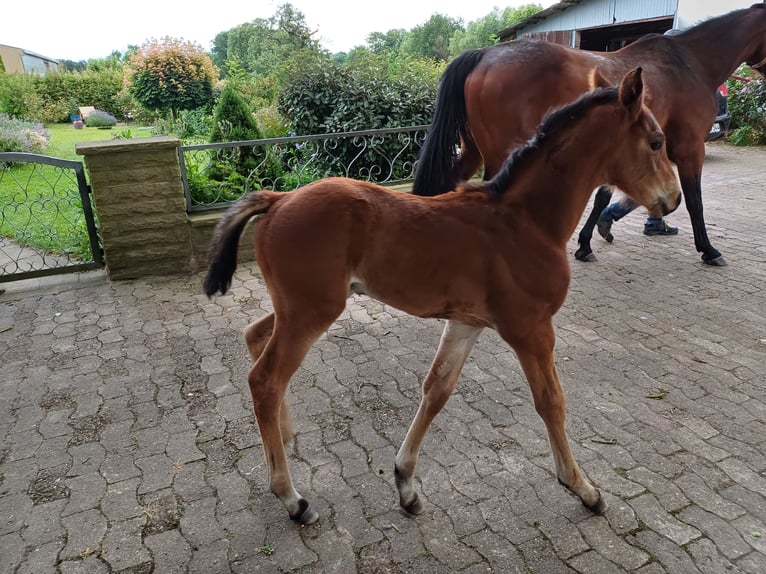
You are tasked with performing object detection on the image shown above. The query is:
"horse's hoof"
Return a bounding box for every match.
[401,493,424,516]
[575,248,597,262]
[290,499,319,525]
[584,491,608,515]
[703,255,727,266]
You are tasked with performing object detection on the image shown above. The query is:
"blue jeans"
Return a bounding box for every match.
[600,197,663,226]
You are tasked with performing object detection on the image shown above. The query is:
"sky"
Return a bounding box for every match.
[3,0,558,62]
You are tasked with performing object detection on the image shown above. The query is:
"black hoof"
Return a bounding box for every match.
[703,255,727,266]
[584,491,608,515]
[575,248,597,262]
[401,494,424,516]
[289,498,319,525]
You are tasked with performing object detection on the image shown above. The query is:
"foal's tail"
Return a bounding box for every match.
[412,48,486,197]
[203,191,280,297]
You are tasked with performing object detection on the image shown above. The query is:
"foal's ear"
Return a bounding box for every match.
[619,67,644,119]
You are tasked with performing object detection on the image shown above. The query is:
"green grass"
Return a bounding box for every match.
[1,122,150,260]
[45,122,148,159]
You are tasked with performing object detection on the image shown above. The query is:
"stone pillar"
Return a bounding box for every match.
[76,136,197,280]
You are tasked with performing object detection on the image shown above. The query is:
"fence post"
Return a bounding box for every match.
[76,136,196,280]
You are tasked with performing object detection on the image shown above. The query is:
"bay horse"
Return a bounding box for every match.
[204,68,681,525]
[412,3,766,266]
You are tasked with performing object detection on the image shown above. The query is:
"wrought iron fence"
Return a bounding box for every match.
[179,125,429,212]
[0,152,103,282]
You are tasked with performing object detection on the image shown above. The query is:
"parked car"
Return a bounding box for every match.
[707,84,731,141]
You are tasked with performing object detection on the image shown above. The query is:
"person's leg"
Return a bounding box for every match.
[644,216,678,235]
[596,196,638,241]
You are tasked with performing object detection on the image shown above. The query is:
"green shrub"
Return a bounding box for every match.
[208,85,283,188]
[0,113,50,153]
[277,54,440,181]
[726,69,766,146]
[84,109,118,128]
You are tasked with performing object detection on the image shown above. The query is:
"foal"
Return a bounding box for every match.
[204,68,681,525]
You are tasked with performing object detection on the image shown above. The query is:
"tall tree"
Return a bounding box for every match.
[213,3,319,79]
[125,37,218,121]
[450,4,543,56]
[402,14,464,62]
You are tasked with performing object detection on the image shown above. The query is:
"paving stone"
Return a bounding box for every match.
[144,529,192,574]
[628,494,701,546]
[61,509,108,560]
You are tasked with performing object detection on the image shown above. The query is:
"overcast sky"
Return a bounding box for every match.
[4,1,557,62]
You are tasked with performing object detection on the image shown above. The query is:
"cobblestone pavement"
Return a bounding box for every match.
[1,142,765,573]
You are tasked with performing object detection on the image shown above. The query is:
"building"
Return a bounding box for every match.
[498,0,756,50]
[0,44,60,74]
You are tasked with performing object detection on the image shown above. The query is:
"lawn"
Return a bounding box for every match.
[45,122,150,160]
[1,122,152,262]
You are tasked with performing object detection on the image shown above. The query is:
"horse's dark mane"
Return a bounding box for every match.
[680,3,764,38]
[462,86,619,198]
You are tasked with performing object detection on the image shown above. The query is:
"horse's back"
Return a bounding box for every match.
[464,40,604,174]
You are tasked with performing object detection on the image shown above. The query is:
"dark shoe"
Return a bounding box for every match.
[643,221,678,236]
[596,216,614,243]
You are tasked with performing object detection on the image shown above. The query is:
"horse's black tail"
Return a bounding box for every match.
[203,191,278,297]
[412,48,486,197]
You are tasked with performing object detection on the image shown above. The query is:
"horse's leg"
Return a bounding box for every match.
[503,321,606,513]
[394,320,483,514]
[575,185,613,262]
[248,311,339,525]
[244,313,295,444]
[677,160,726,266]
[458,140,485,182]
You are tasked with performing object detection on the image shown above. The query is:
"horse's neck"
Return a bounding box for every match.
[672,12,762,86]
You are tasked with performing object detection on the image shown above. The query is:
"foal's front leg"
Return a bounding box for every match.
[395,321,483,514]
[509,323,606,513]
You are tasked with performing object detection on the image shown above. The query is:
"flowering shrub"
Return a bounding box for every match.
[84,109,118,128]
[726,66,766,146]
[0,113,50,153]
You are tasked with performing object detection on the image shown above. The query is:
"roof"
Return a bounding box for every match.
[498,0,584,39]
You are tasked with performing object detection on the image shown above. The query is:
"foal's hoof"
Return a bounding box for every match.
[290,499,319,525]
[584,491,608,515]
[574,247,597,262]
[400,494,424,516]
[702,255,727,267]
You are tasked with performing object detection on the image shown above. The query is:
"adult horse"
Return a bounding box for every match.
[204,68,681,525]
[412,3,766,266]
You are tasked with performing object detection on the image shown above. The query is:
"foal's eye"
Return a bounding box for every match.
[650,140,663,151]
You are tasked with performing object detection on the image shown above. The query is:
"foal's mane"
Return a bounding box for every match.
[460,86,619,198]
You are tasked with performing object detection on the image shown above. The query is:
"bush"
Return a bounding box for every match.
[277,54,440,181]
[208,85,283,188]
[726,69,766,146]
[0,113,50,153]
[84,109,118,128]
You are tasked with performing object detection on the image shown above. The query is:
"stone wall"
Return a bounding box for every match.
[76,136,253,280]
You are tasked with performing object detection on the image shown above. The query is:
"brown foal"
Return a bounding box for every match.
[204,68,681,525]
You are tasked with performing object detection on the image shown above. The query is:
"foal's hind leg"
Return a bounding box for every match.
[504,322,606,513]
[395,321,483,515]
[575,185,613,262]
[248,311,340,525]
[244,313,295,443]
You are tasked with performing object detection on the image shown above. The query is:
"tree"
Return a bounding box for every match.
[451,5,543,56]
[402,14,464,62]
[125,37,218,121]
[213,3,319,79]
[366,29,408,55]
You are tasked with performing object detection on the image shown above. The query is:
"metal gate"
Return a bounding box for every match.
[0,152,103,283]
